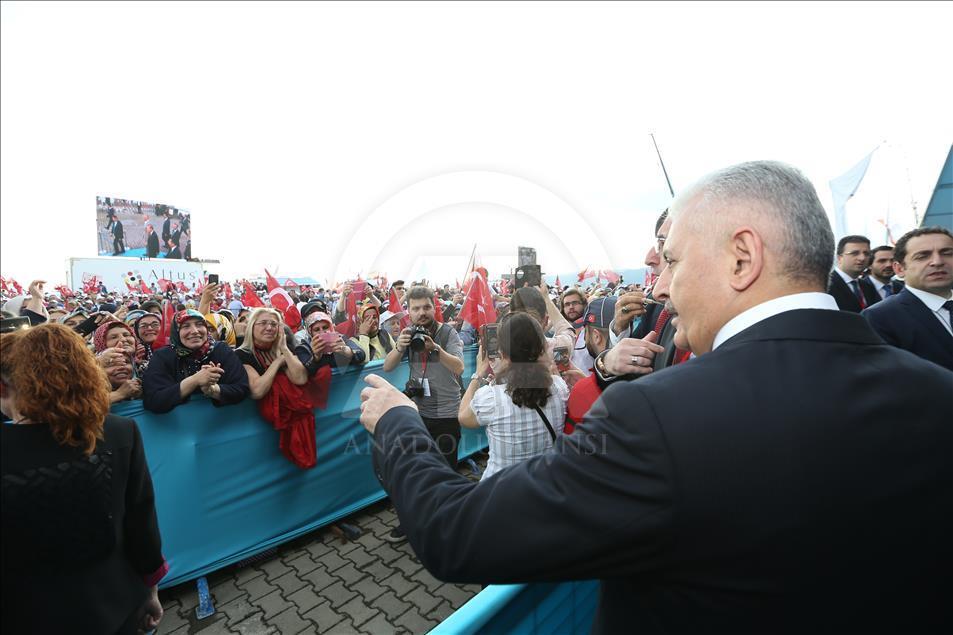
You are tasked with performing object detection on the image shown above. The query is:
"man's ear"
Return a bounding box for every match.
[892,260,905,278]
[728,227,764,292]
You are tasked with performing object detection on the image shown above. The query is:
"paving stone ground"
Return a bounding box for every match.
[157,452,488,634]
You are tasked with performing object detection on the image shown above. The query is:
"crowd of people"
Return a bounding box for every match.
[2,159,952,632]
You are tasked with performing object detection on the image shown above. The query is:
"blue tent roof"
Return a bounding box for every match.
[921,144,953,231]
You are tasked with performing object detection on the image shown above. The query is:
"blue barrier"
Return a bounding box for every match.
[114,346,486,588]
[430,580,600,634]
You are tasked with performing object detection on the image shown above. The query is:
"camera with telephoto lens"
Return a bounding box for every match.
[404,377,425,399]
[408,325,430,353]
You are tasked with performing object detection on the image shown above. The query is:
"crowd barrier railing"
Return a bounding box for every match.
[113,345,486,588]
[429,580,600,635]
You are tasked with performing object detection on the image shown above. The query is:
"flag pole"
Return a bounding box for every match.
[462,243,477,283]
[650,132,676,198]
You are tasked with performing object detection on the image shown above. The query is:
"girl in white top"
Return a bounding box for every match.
[459,312,569,479]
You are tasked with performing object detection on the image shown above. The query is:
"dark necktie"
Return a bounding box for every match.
[882,283,893,298]
[850,280,867,309]
[943,300,953,330]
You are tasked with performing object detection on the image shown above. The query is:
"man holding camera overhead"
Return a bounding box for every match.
[382,285,465,543]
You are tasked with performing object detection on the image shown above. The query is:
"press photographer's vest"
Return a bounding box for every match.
[408,323,463,417]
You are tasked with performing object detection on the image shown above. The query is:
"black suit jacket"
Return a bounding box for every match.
[2,415,164,633]
[372,309,952,634]
[827,270,881,312]
[146,232,160,258]
[862,287,953,370]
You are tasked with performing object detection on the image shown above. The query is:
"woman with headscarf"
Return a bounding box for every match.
[205,312,237,347]
[92,321,142,404]
[141,309,249,414]
[294,311,365,373]
[1,325,167,634]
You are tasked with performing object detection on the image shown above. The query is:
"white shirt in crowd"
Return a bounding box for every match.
[469,376,569,480]
[905,286,953,336]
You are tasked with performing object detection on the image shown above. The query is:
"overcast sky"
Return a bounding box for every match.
[2,1,951,287]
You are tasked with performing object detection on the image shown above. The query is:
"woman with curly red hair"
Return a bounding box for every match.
[0,323,167,634]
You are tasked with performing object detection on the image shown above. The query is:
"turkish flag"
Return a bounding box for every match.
[266,269,302,330]
[433,292,444,322]
[388,288,411,329]
[577,267,596,282]
[242,280,265,308]
[459,272,497,331]
[555,275,562,289]
[139,279,150,294]
[152,299,176,349]
[176,281,188,293]
[498,278,509,295]
[599,269,621,284]
[223,282,233,301]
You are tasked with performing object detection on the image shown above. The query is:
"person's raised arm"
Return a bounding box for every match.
[538,282,573,342]
[383,328,411,372]
[243,359,285,400]
[362,376,674,584]
[278,330,308,385]
[198,282,220,316]
[458,346,491,429]
[24,280,49,321]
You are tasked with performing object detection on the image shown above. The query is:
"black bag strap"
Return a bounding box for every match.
[533,406,557,443]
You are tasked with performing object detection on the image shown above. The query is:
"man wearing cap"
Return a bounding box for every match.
[565,296,617,432]
[351,304,394,362]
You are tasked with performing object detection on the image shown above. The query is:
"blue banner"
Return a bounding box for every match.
[429,580,599,634]
[114,347,485,588]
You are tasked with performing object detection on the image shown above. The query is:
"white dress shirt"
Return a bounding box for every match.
[870,278,894,300]
[904,286,953,336]
[712,292,840,351]
[834,267,858,285]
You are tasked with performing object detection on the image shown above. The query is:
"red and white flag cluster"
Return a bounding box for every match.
[265,270,302,330]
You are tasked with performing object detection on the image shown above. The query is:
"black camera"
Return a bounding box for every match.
[409,325,429,353]
[404,377,425,399]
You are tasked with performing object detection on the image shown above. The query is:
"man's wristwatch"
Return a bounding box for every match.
[594,350,616,381]
[470,373,489,387]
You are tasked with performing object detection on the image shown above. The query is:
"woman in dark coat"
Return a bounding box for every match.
[1,324,167,634]
[142,309,249,413]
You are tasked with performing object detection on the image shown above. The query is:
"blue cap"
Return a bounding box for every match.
[582,296,617,329]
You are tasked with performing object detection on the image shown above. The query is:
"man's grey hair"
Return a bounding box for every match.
[671,160,834,287]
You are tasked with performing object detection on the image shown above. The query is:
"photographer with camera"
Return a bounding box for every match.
[382,285,465,543]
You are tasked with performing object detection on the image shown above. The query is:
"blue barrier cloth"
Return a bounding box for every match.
[114,348,486,588]
[429,580,600,635]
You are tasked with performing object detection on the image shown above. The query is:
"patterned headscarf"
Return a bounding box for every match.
[170,309,215,378]
[204,312,237,347]
[92,320,135,354]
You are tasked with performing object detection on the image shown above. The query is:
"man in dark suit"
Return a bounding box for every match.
[110,213,125,255]
[359,161,951,634]
[161,212,172,256]
[827,235,881,311]
[145,224,160,259]
[866,244,905,299]
[863,226,953,370]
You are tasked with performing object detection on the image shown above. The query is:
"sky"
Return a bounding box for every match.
[2,1,951,288]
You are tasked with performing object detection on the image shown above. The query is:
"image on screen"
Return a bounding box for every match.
[97,196,192,259]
